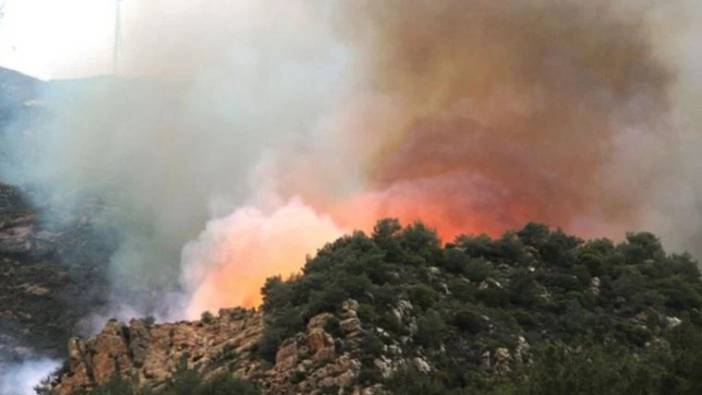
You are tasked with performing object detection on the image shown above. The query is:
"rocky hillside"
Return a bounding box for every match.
[48,220,702,394]
[0,67,38,126]
[0,67,119,365]
[51,303,371,395]
[51,308,262,395]
[0,183,113,362]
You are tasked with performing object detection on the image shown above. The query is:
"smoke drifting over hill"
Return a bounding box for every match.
[1,0,701,321]
[326,0,671,238]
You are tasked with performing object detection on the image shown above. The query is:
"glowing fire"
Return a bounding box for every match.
[180,0,671,317]
[181,186,532,317]
[181,198,343,319]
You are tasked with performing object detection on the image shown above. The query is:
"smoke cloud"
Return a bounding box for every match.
[321,0,673,240]
[0,359,59,395]
[1,0,702,322]
[1,0,351,315]
[181,198,343,319]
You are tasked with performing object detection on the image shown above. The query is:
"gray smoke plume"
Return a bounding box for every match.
[1,0,701,327]
[1,0,352,319]
[2,2,702,390]
[0,359,59,395]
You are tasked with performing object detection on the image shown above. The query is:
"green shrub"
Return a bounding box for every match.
[452,308,484,334]
[449,279,475,302]
[166,365,200,395]
[658,322,702,394]
[517,223,551,249]
[476,287,510,308]
[200,311,215,325]
[400,222,442,263]
[76,369,261,395]
[84,375,139,395]
[360,332,385,361]
[415,309,447,348]
[385,368,450,395]
[191,374,260,395]
[620,232,665,265]
[508,273,541,307]
[161,365,260,395]
[323,316,342,338]
[443,248,471,274]
[456,234,496,259]
[378,311,405,334]
[463,258,493,282]
[517,342,661,395]
[409,284,439,310]
[540,229,581,267]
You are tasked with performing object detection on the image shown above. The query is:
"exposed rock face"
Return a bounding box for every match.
[54,308,263,394]
[0,213,35,255]
[51,302,375,395]
[264,305,364,395]
[0,190,58,259]
[306,313,336,362]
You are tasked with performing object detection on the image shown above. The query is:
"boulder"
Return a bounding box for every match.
[275,339,299,370]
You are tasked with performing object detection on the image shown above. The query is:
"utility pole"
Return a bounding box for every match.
[113,0,123,74]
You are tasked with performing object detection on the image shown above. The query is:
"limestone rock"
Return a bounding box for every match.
[413,357,431,373]
[0,223,33,254]
[275,339,299,370]
[52,309,264,395]
[127,319,152,367]
[307,328,335,362]
[590,276,601,296]
[666,316,682,328]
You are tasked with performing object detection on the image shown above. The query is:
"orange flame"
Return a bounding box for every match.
[182,199,343,319]
[182,0,671,317]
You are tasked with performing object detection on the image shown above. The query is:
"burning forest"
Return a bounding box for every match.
[1,0,702,394]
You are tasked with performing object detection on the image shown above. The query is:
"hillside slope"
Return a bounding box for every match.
[49,220,702,394]
[0,183,113,362]
[0,67,38,123]
[0,68,118,364]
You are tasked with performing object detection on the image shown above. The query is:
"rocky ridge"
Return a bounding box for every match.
[52,300,395,395]
[50,295,532,394]
[53,308,262,394]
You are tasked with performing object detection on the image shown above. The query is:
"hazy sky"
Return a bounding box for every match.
[0,0,118,79]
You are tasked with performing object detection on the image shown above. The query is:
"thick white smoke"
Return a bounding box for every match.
[1,0,353,317]
[1,0,702,325]
[0,359,59,395]
[180,197,344,319]
[2,1,702,392]
[639,0,702,254]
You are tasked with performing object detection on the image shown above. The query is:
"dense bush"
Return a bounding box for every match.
[75,368,260,395]
[385,367,457,395]
[258,219,702,394]
[452,308,484,334]
[182,373,260,395]
[513,342,661,395]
